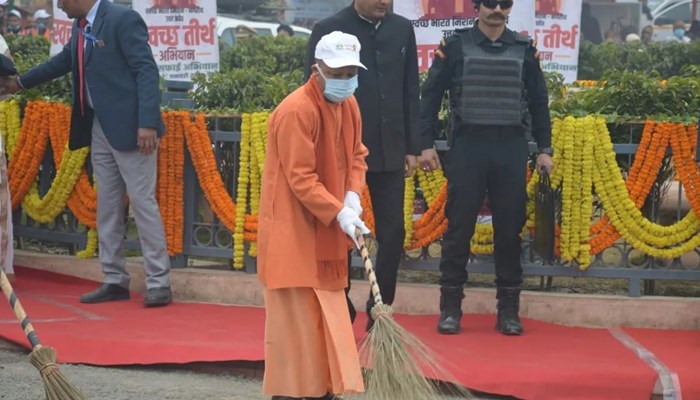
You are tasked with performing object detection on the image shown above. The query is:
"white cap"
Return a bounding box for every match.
[33,9,51,19]
[314,31,366,70]
[8,9,20,18]
[0,0,8,6]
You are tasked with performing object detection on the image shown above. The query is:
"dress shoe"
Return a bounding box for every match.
[143,287,172,307]
[80,283,130,304]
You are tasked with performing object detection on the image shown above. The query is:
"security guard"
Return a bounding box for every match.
[418,0,554,336]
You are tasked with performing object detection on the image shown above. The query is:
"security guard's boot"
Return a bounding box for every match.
[495,287,524,336]
[437,286,464,334]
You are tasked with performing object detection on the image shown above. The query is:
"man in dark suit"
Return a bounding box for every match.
[5,0,172,307]
[304,0,441,331]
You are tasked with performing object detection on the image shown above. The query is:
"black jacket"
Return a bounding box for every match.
[304,5,421,172]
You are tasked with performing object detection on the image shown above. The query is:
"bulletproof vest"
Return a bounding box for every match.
[449,30,530,128]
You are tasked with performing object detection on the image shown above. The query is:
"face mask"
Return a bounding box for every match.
[674,28,685,38]
[7,25,20,35]
[37,23,46,35]
[316,66,358,103]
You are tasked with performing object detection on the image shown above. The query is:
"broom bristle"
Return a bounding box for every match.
[357,304,472,400]
[29,345,87,400]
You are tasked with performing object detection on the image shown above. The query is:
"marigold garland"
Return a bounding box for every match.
[403,175,415,247]
[7,100,700,264]
[8,101,50,209]
[183,113,236,232]
[157,111,186,256]
[77,229,98,259]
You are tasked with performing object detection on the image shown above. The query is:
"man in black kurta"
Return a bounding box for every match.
[304,0,438,331]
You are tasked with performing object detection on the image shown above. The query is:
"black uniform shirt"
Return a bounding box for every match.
[419,23,552,150]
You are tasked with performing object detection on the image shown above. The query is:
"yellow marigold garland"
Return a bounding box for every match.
[0,100,20,156]
[77,229,98,259]
[233,114,252,269]
[403,175,415,247]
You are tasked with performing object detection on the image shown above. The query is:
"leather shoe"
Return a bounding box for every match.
[80,284,130,304]
[143,287,172,307]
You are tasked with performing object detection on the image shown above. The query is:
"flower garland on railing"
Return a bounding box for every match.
[77,229,98,259]
[590,118,700,259]
[232,112,270,268]
[21,102,90,223]
[246,113,268,256]
[233,114,252,268]
[158,111,186,256]
[7,100,700,265]
[403,175,415,247]
[0,100,21,156]
[183,112,237,233]
[8,101,50,209]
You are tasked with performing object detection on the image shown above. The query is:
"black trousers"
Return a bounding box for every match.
[439,132,528,288]
[345,169,406,322]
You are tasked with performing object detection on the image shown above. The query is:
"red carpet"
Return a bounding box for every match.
[624,327,700,399]
[1,267,697,400]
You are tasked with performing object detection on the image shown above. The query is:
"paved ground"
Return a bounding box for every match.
[0,341,485,400]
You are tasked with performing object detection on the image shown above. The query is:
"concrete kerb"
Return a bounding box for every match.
[13,250,700,329]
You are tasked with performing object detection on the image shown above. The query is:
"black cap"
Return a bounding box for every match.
[0,54,17,77]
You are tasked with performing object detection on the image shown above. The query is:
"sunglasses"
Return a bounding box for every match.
[482,0,514,9]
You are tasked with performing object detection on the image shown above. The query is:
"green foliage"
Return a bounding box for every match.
[190,68,303,113]
[578,40,700,80]
[544,71,566,106]
[6,35,72,103]
[193,36,308,112]
[551,71,700,123]
[219,36,308,75]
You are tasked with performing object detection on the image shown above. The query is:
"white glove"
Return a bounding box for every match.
[343,191,362,216]
[336,206,370,248]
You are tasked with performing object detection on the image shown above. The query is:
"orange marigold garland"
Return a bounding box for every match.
[184,113,236,232]
[8,100,50,209]
[157,111,186,256]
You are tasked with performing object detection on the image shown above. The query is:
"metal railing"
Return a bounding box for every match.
[13,88,700,296]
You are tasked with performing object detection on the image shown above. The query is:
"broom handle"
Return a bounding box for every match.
[0,270,42,349]
[355,230,384,306]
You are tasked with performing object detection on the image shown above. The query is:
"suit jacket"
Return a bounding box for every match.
[21,1,164,151]
[304,6,421,172]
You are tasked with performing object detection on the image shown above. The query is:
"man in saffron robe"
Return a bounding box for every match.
[257,31,369,400]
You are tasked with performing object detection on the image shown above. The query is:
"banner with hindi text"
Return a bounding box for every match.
[534,0,581,82]
[394,0,536,72]
[50,1,79,56]
[133,0,219,81]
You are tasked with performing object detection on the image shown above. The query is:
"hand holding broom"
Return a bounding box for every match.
[354,229,472,400]
[0,269,87,400]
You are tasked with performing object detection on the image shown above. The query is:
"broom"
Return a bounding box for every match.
[0,269,87,400]
[354,231,471,400]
